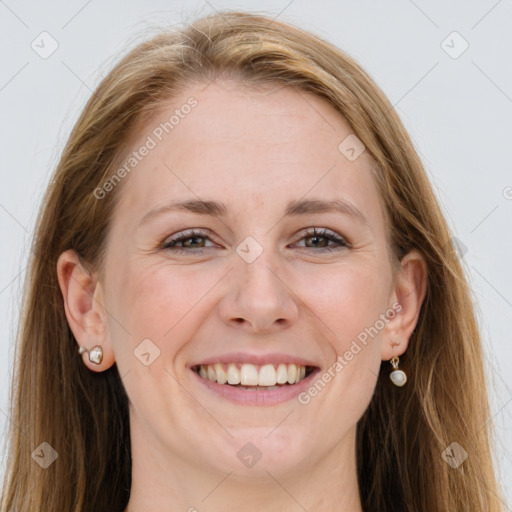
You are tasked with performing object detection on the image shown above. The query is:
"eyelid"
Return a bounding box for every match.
[295,226,347,242]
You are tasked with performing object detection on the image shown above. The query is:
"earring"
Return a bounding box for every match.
[78,345,103,365]
[389,356,407,387]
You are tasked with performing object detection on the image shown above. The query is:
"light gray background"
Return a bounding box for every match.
[1,0,511,507]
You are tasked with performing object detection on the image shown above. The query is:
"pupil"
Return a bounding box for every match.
[185,236,203,247]
[309,235,326,248]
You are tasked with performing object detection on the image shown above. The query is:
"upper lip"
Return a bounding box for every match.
[189,352,320,368]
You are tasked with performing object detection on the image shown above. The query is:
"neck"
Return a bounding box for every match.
[124,422,363,512]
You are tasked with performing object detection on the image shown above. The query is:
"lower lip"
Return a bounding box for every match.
[191,368,320,406]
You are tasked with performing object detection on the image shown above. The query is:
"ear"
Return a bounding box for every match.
[56,249,115,372]
[382,249,428,360]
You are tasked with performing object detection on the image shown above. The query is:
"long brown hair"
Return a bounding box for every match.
[1,10,505,511]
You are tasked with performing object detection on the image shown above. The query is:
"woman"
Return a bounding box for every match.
[0,10,505,512]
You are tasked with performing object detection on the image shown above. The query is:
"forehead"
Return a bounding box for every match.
[112,80,385,231]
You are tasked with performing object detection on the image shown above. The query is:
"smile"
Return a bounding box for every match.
[191,361,320,405]
[193,362,314,388]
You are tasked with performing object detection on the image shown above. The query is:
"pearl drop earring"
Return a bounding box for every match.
[389,355,407,387]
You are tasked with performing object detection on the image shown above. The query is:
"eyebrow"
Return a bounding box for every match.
[138,197,368,228]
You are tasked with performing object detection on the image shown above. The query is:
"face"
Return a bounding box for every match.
[99,79,402,479]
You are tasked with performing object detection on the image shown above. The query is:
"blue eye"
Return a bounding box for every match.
[160,227,348,254]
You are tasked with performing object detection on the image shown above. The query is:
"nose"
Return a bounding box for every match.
[218,244,300,333]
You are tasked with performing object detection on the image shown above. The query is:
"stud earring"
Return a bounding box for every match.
[78,345,103,365]
[389,355,407,387]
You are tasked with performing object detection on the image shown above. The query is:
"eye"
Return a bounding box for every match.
[160,227,349,255]
[160,229,215,253]
[292,227,348,253]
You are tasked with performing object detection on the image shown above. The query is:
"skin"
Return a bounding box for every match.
[57,79,427,512]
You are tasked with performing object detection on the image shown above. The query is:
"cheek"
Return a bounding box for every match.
[104,261,209,414]
[295,262,389,410]
[303,261,391,349]
[105,259,224,359]
[304,264,390,408]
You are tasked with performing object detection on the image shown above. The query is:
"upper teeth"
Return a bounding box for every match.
[198,363,307,386]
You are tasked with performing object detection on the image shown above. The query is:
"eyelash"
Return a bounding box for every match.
[160,227,349,254]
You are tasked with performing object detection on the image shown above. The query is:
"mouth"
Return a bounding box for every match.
[191,362,320,404]
[193,362,316,388]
